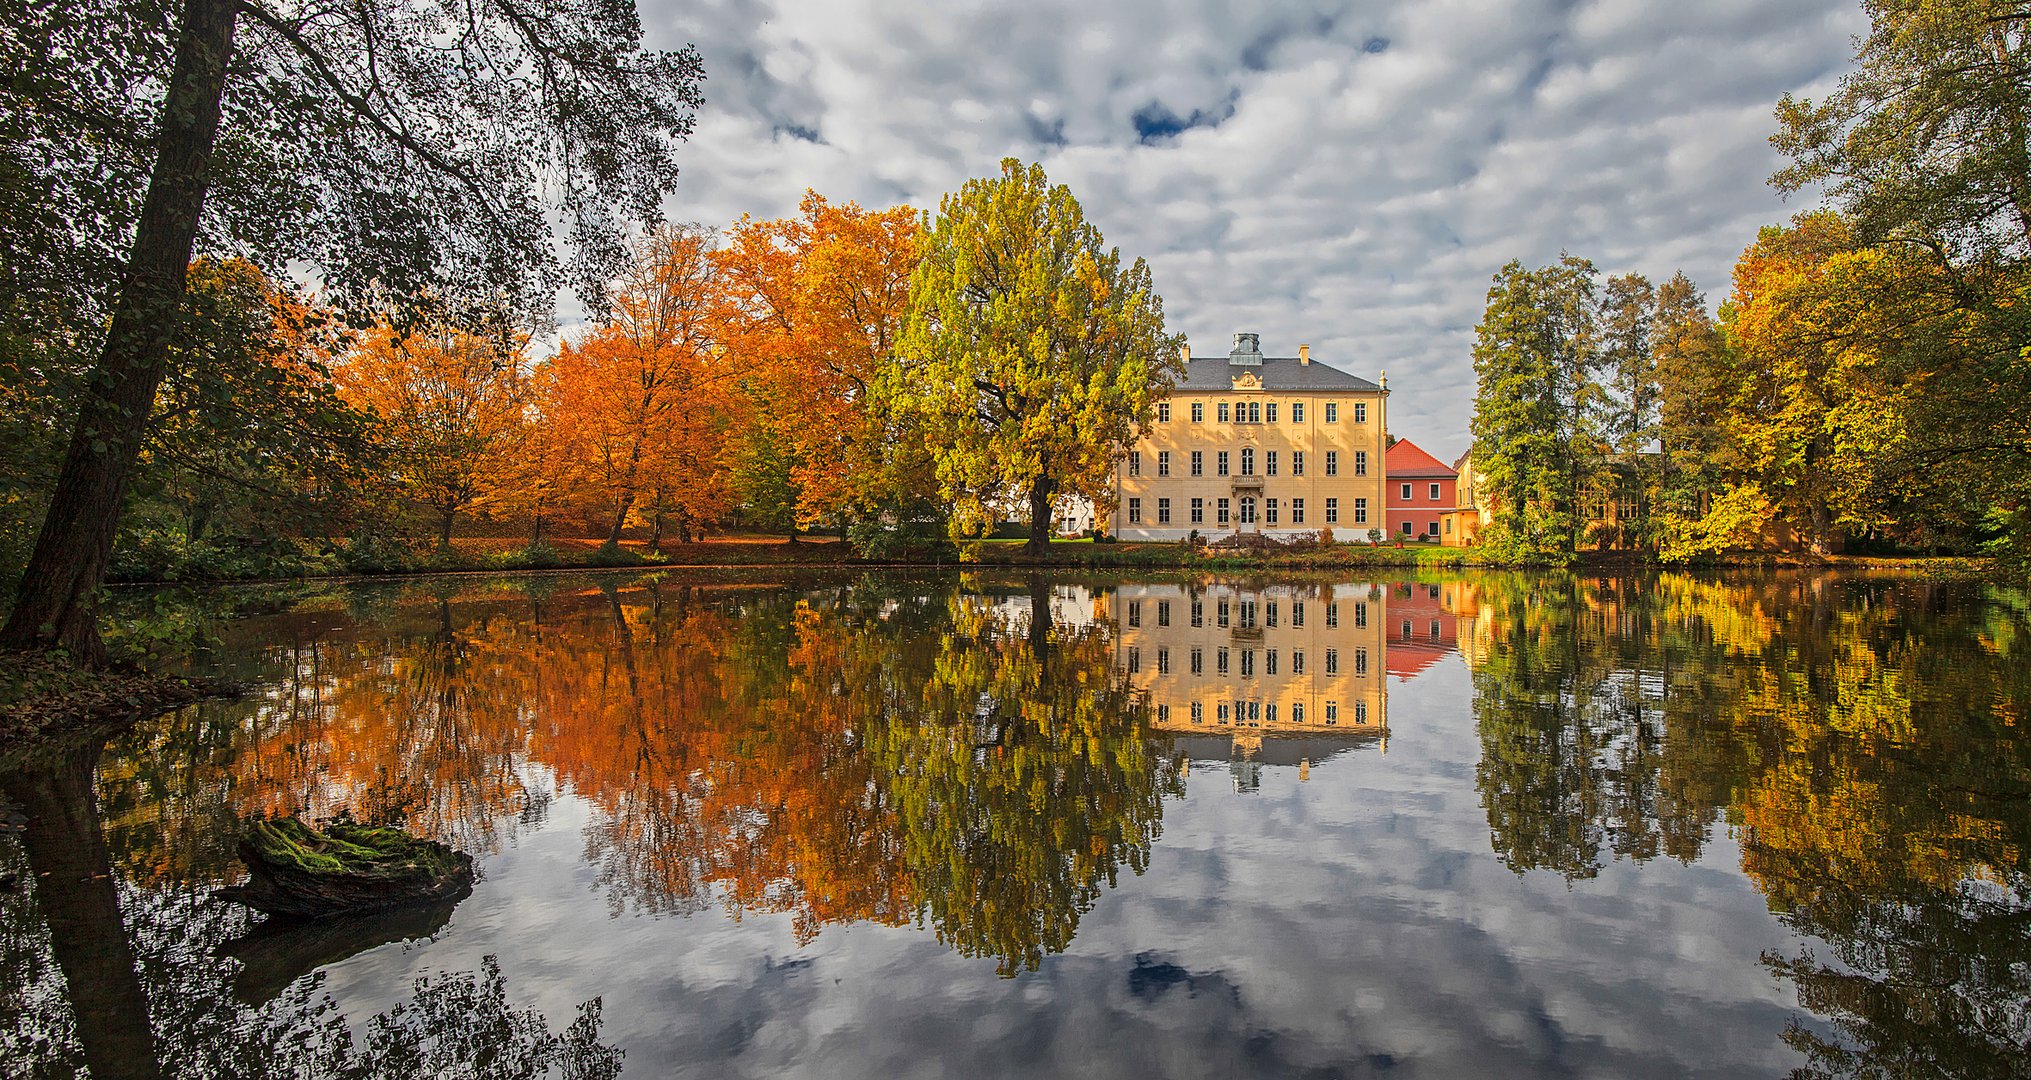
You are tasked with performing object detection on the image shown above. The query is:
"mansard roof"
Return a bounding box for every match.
[1174,356,1383,393]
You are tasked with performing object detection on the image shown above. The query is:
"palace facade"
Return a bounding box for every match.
[1109,333,1389,541]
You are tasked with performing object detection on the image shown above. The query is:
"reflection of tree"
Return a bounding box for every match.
[538,575,1180,973]
[1468,573,2031,1076]
[0,735,619,1080]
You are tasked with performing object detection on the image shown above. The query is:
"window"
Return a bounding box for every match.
[1445,517,1454,535]
[1325,402,1338,423]
[1326,648,1338,675]
[1293,602,1305,627]
[1158,402,1170,423]
[1240,447,1254,475]
[1217,451,1230,476]
[1325,451,1338,476]
[1354,450,1368,476]
[1291,498,1305,524]
[1354,402,1367,424]
[1192,401,1203,422]
[1217,498,1230,525]
[1191,601,1202,627]
[1401,520,1414,537]
[1355,648,1369,675]
[1326,602,1338,627]
[1191,646,1202,674]
[1401,483,1413,500]
[1248,401,1261,423]
[1239,496,1256,524]
[1265,450,1278,476]
[1265,702,1277,723]
[1128,601,1140,627]
[1129,452,1140,477]
[1355,701,1368,723]
[1218,703,1230,722]
[1428,520,1439,536]
[1157,648,1170,674]
[1191,450,1203,476]
[1353,498,1368,524]
[1190,497,1204,524]
[1127,498,1142,524]
[1292,702,1304,723]
[1430,482,1442,500]
[1265,498,1279,525]
[1157,600,1170,626]
[1325,701,1339,722]
[1292,402,1305,423]
[1218,402,1230,423]
[1217,647,1230,675]
[1157,498,1171,524]
[1158,451,1171,477]
[1191,701,1203,723]
[1292,451,1304,476]
[1292,650,1305,674]
[1248,700,1261,723]
[1158,703,1170,722]
[1265,402,1277,423]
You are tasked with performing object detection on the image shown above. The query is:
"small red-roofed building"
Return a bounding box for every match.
[1384,439,1456,540]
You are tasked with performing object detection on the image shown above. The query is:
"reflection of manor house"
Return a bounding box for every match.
[1382,581,1459,681]
[1101,582,1392,759]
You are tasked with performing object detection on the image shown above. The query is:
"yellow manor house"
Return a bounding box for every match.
[1109,333,1389,541]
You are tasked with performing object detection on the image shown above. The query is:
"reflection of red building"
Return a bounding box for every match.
[1382,581,1458,681]
[1385,439,1456,540]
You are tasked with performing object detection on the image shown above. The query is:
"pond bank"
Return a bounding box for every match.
[0,651,233,761]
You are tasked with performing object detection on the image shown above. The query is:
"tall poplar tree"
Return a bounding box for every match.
[888,159,1182,553]
[1468,257,1606,561]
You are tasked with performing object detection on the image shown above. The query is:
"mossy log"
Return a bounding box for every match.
[215,817,473,919]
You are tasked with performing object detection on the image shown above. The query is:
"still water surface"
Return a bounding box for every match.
[2,570,2027,1078]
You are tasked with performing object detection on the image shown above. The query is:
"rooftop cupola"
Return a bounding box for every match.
[1228,332,1262,367]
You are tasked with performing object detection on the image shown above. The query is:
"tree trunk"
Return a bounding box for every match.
[437,507,455,549]
[607,495,633,547]
[0,0,238,665]
[1025,476,1055,555]
[3,741,165,1080]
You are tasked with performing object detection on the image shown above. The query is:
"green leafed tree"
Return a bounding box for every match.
[0,0,703,663]
[887,158,1183,553]
[1468,256,1608,562]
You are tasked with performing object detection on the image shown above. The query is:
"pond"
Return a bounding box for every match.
[2,569,2027,1078]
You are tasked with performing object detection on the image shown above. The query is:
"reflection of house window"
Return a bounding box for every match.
[1293,601,1305,627]
[1191,647,1203,674]
[1217,647,1230,675]
[1191,600,1203,627]
[1240,650,1254,677]
[1128,648,1139,674]
[1355,647,1369,675]
[1128,602,1140,627]
[1266,601,1279,627]
[1401,619,1412,640]
[1157,648,1170,674]
[1249,700,1261,722]
[1326,602,1339,627]
[1293,702,1305,722]
[1239,600,1256,628]
[1266,649,1278,675]
[1218,599,1230,627]
[1157,600,1170,626]
[1266,702,1278,723]
[1293,650,1305,674]
[1430,619,1441,641]
[1192,701,1203,723]
[1326,701,1339,721]
[1355,603,1368,628]
[1326,648,1338,675]
[1355,701,1368,723]
[1158,703,1170,722]
[1218,702,1230,722]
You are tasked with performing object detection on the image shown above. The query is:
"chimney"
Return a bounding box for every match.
[1299,344,1310,365]
[1181,342,1190,363]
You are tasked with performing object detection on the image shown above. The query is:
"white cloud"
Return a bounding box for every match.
[635,0,1865,461]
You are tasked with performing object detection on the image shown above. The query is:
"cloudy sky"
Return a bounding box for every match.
[631,0,1866,461]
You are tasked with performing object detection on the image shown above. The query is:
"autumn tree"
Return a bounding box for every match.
[546,225,731,548]
[0,0,701,663]
[888,159,1183,553]
[713,194,925,532]
[334,323,532,548]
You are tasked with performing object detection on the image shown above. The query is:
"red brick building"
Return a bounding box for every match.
[1384,439,1456,540]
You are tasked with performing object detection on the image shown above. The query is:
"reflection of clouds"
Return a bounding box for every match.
[304,653,1814,1078]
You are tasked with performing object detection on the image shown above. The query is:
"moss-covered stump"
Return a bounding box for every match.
[215,817,474,919]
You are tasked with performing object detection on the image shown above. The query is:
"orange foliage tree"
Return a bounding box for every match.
[713,193,922,530]
[333,323,532,546]
[546,225,732,546]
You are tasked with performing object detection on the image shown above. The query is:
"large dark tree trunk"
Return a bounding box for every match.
[0,0,238,665]
[437,507,456,549]
[3,741,165,1080]
[1026,476,1055,555]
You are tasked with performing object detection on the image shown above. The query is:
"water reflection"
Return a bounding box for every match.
[0,570,2025,1077]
